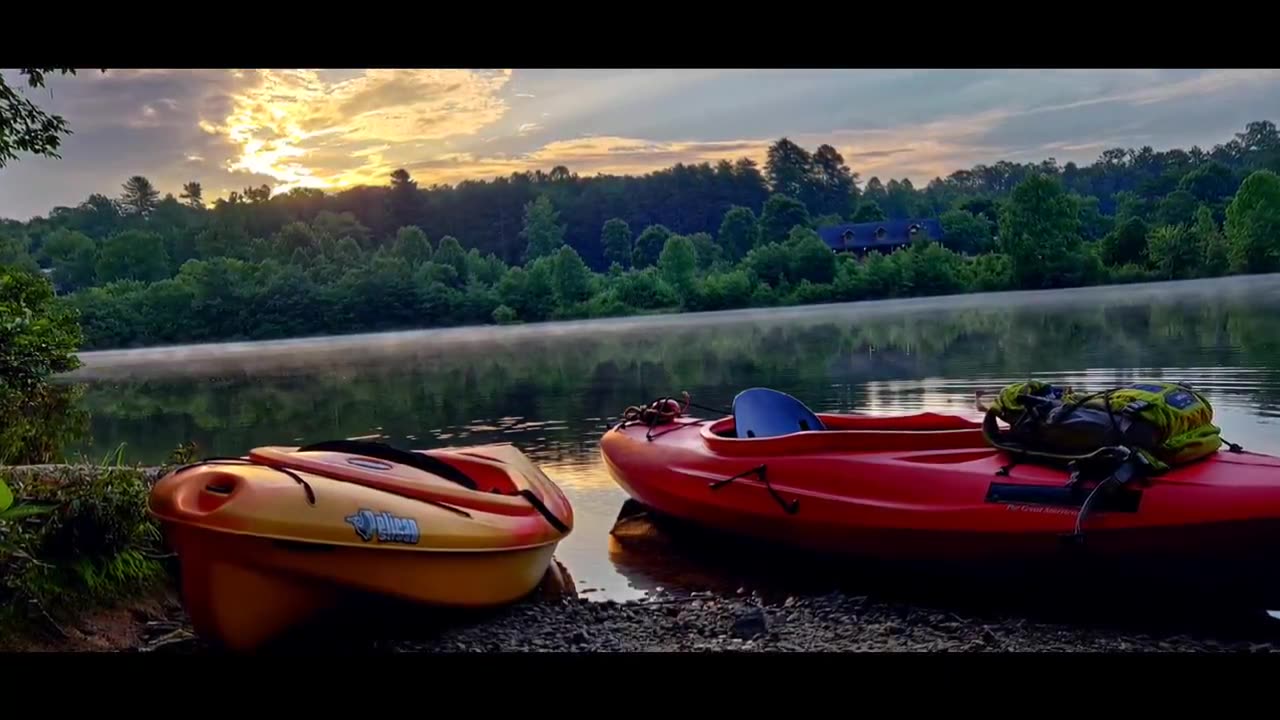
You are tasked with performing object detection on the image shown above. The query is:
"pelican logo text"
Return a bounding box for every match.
[344,509,420,545]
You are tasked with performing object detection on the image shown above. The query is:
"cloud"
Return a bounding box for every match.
[202,69,514,192]
[397,106,1039,187]
[405,135,763,182]
[846,148,913,160]
[4,68,1280,220]
[969,70,1280,162]
[0,69,270,218]
[1021,69,1280,116]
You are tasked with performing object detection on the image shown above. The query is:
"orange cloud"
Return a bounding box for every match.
[201,68,1012,197]
[204,69,513,192]
[193,69,1279,201]
[402,109,1013,187]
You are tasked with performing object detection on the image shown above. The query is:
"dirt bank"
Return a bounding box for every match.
[1,463,175,651]
[0,590,192,653]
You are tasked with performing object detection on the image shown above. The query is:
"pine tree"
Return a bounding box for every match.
[120,175,160,216]
[520,195,566,263]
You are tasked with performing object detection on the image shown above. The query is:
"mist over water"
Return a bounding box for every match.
[67,276,1280,601]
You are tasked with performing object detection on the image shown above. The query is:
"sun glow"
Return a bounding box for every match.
[192,69,1172,201]
[210,69,514,193]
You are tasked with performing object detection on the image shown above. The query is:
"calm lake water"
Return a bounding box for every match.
[66,275,1280,603]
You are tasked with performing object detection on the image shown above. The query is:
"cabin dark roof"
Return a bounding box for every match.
[816,218,945,251]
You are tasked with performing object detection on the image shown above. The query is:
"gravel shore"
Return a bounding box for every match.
[381,590,1278,653]
[102,548,1280,654]
[119,587,1279,654]
[14,532,1275,654]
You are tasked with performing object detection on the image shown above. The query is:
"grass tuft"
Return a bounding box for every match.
[0,464,170,634]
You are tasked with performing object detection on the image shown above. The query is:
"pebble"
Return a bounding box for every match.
[731,607,769,640]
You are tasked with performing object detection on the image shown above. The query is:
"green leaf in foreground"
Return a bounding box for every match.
[0,501,57,521]
[0,479,11,513]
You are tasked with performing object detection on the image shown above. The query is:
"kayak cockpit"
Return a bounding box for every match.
[696,387,986,456]
[706,412,984,437]
[700,413,988,456]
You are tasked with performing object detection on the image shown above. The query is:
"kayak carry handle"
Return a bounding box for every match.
[173,456,317,506]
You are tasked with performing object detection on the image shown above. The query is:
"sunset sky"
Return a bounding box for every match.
[2,68,1279,220]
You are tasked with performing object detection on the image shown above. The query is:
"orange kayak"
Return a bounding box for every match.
[148,440,573,651]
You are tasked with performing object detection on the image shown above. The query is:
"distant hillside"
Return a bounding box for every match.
[2,121,1276,272]
[0,120,1277,351]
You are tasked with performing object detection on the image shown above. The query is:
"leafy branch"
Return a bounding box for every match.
[0,68,84,168]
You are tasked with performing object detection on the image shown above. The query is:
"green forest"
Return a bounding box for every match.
[3,120,1280,352]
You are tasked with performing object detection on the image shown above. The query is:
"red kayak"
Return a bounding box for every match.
[600,390,1280,598]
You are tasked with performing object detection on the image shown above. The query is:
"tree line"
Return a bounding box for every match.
[1,121,1279,351]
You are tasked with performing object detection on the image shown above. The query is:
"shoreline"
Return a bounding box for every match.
[6,462,1280,652]
[394,591,1280,653]
[20,583,1279,654]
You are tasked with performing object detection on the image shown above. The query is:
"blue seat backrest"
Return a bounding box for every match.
[732,387,826,439]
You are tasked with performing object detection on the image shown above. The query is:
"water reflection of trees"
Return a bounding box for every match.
[74,289,1280,463]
